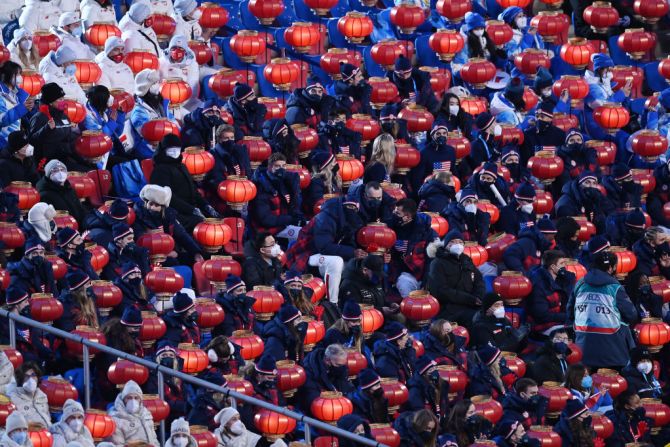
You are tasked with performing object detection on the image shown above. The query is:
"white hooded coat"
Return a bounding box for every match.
[49,420,95,447]
[212,408,261,447]
[0,0,24,27]
[38,51,88,104]
[8,34,41,71]
[119,14,161,58]
[50,27,96,60]
[18,0,62,32]
[0,352,15,396]
[80,0,117,28]
[94,51,136,93]
[158,34,200,114]
[106,381,159,447]
[6,382,52,427]
[0,432,34,447]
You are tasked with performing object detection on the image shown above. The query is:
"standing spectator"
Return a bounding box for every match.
[567,251,638,370]
[158,35,200,113]
[107,380,159,446]
[0,130,38,187]
[8,362,51,427]
[0,61,33,148]
[49,399,95,447]
[37,160,88,226]
[80,85,125,144]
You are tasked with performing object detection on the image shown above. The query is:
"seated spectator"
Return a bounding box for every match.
[0,131,38,187]
[1,412,32,447]
[492,419,536,447]
[323,301,362,348]
[181,100,225,150]
[527,328,571,385]
[466,344,508,399]
[409,123,456,191]
[49,399,95,447]
[214,276,256,336]
[373,322,417,383]
[442,188,491,246]
[339,254,389,314]
[55,270,99,332]
[496,182,536,236]
[417,171,457,213]
[165,418,197,447]
[304,151,342,215]
[37,160,87,226]
[204,124,252,196]
[364,133,395,184]
[23,202,57,246]
[261,304,306,362]
[503,218,556,274]
[604,390,652,447]
[298,344,353,413]
[472,293,528,352]
[55,227,99,280]
[114,262,154,312]
[161,292,201,346]
[317,107,362,159]
[565,364,613,413]
[406,357,449,421]
[621,347,662,400]
[420,319,466,366]
[332,63,372,116]
[263,118,301,164]
[107,380,159,446]
[8,362,51,427]
[555,217,581,259]
[202,335,244,377]
[286,75,334,128]
[8,29,40,71]
[349,181,395,225]
[336,414,375,447]
[0,351,13,395]
[242,232,283,290]
[8,240,57,295]
[213,407,261,447]
[223,84,265,140]
[37,46,87,104]
[393,409,440,447]
[501,378,546,428]
[84,199,130,248]
[348,369,389,423]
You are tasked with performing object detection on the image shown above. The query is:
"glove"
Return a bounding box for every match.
[205,205,220,218]
[193,208,205,219]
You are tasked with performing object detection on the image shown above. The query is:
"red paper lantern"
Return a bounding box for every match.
[610,246,637,279]
[182,147,215,181]
[459,96,488,116]
[29,423,53,447]
[617,29,655,60]
[631,130,668,161]
[594,103,630,134]
[391,144,420,176]
[336,155,365,187]
[285,22,320,53]
[592,368,628,398]
[530,11,569,43]
[583,1,619,33]
[32,31,61,57]
[346,114,381,145]
[107,360,149,387]
[223,374,254,396]
[248,0,284,25]
[390,4,426,34]
[139,311,167,349]
[573,217,596,242]
[369,77,399,109]
[527,426,562,447]
[73,59,102,87]
[423,212,449,237]
[85,23,121,48]
[502,352,526,378]
[337,12,374,44]
[460,58,497,89]
[428,29,464,62]
[276,360,307,397]
[586,140,617,165]
[248,286,284,321]
[263,58,299,91]
[65,172,94,202]
[304,0,339,15]
[640,399,670,434]
[539,382,572,417]
[57,98,86,124]
[141,118,180,145]
[190,426,217,447]
[288,124,318,159]
[369,424,400,447]
[149,14,176,41]
[345,349,368,379]
[90,280,122,317]
[591,412,614,439]
[552,113,579,132]
[380,378,409,415]
[195,298,225,333]
[193,219,231,254]
[611,65,644,97]
[493,271,533,305]
[142,395,169,427]
[144,267,184,299]
[436,365,468,399]
[635,318,670,353]
[85,410,116,441]
[566,342,583,364]
[650,276,670,303]
[75,130,112,161]
[65,326,106,360]
[230,330,265,360]
[486,20,514,46]
[178,343,209,374]
[198,2,229,28]
[564,260,587,281]
[20,70,45,97]
[514,49,551,77]
[634,0,669,24]
[463,242,488,267]
[160,78,192,106]
[553,76,589,107]
[0,394,16,427]
[361,304,384,337]
[301,274,325,303]
[320,48,361,80]
[110,89,135,114]
[379,182,403,200]
[285,164,311,190]
[485,233,516,263]
[659,57,670,80]
[371,40,405,70]
[0,345,23,369]
[30,293,63,325]
[471,395,504,423]
[45,254,67,280]
[229,30,265,63]
[357,223,397,256]
[217,176,257,211]
[527,150,565,184]
[124,50,159,75]
[442,131,469,161]
[188,40,212,65]
[201,255,241,290]
[477,199,500,224]
[436,0,471,21]
[632,168,656,196]
[39,377,78,412]
[560,38,594,70]
[5,181,40,212]
[137,229,175,264]
[207,69,245,99]
[254,410,296,440]
[420,66,450,95]
[237,136,271,169]
[400,290,440,327]
[398,104,435,132]
[304,317,326,351]
[258,97,285,120]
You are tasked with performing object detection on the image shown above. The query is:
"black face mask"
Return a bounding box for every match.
[633,407,646,419]
[29,256,45,267]
[220,140,234,150]
[366,197,382,209]
[148,209,162,220]
[381,122,396,133]
[419,431,433,442]
[434,135,447,146]
[20,305,31,317]
[331,164,340,174]
[128,277,142,288]
[640,285,652,295]
[506,162,520,176]
[581,187,601,202]
[160,357,175,369]
[329,365,348,377]
[206,115,223,127]
[294,321,308,338]
[258,378,275,389]
[537,120,551,133]
[566,142,583,152]
[271,168,285,179]
[288,288,302,300]
[350,325,361,337]
[528,394,541,407]
[187,312,199,323]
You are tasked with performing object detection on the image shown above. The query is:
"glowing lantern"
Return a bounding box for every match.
[640,399,670,434]
[160,78,192,106]
[39,377,78,412]
[223,375,253,396]
[530,11,569,43]
[635,318,670,353]
[57,98,86,124]
[634,0,669,24]
[591,412,614,439]
[552,113,579,132]
[207,69,244,98]
[142,395,169,427]
[237,136,271,169]
[195,298,225,333]
[32,31,61,57]
[436,0,472,22]
[585,140,617,166]
[289,124,318,159]
[29,423,53,447]
[85,23,121,49]
[356,223,397,256]
[485,233,516,263]
[632,168,656,197]
[650,276,670,303]
[311,391,353,424]
[254,410,296,440]
[583,2,620,33]
[552,76,589,107]
[85,410,116,441]
[538,382,572,417]
[182,147,215,181]
[423,212,449,237]
[346,114,381,145]
[149,14,176,41]
[361,304,384,338]
[248,0,284,25]
[110,89,135,114]
[193,219,231,254]
[428,29,464,63]
[659,57,670,80]
[137,229,175,264]
[400,290,440,327]
[459,96,488,116]
[5,181,40,213]
[477,200,500,224]
[248,286,284,321]
[380,378,409,416]
[631,130,667,161]
[46,254,67,280]
[230,30,265,63]
[486,20,513,46]
[284,22,320,53]
[463,242,488,267]
[201,256,241,290]
[188,41,212,65]
[263,58,300,91]
[502,352,526,378]
[141,119,180,145]
[345,349,368,379]
[493,271,533,306]
[65,326,106,360]
[527,426,561,447]
[20,70,45,97]
[0,346,23,369]
[75,130,112,162]
[336,155,365,187]
[229,330,264,360]
[460,58,497,89]
[124,50,159,74]
[320,48,361,80]
[559,38,594,70]
[609,246,637,279]
[514,49,551,77]
[471,395,504,423]
[337,12,373,44]
[617,29,655,60]
[371,40,405,70]
[369,424,400,447]
[190,426,217,447]
[217,176,257,211]
[144,267,184,300]
[527,150,564,184]
[107,360,149,388]
[567,342,583,364]
[139,311,167,349]
[398,104,434,132]
[276,360,307,398]
[177,343,209,374]
[304,317,326,351]
[198,2,229,28]
[564,260,587,281]
[390,4,425,34]
[90,280,122,316]
[592,368,628,398]
[285,164,311,190]
[436,365,468,399]
[30,293,63,325]
[369,77,399,109]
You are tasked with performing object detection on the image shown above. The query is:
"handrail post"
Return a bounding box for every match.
[9,318,15,348]
[158,370,166,447]
[304,422,311,445]
[82,345,91,410]
[230,396,237,410]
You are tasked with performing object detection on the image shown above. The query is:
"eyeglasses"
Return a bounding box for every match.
[553,337,570,343]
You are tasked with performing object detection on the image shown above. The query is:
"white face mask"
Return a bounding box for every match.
[449,105,459,116]
[190,9,202,20]
[65,64,77,77]
[165,147,181,159]
[493,307,506,319]
[125,399,140,414]
[23,378,37,393]
[270,244,282,258]
[68,419,83,433]
[10,432,27,445]
[521,203,534,214]
[473,29,485,37]
[542,88,552,98]
[464,203,477,214]
[449,243,464,256]
[229,420,245,435]
[493,124,503,137]
[22,145,34,157]
[107,96,115,107]
[149,84,161,95]
[172,437,188,447]
[637,361,653,375]
[20,40,32,51]
[605,71,614,81]
[51,171,68,184]
[15,75,23,88]
[515,17,527,28]
[207,349,218,363]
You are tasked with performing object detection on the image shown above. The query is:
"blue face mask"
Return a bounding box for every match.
[65,64,77,76]
[581,375,593,390]
[10,431,27,445]
[71,26,83,37]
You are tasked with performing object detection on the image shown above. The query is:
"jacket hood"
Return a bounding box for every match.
[285,88,317,110]
[418,179,455,199]
[583,268,619,287]
[490,91,515,116]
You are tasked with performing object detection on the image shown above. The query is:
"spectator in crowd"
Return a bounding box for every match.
[7,30,41,71]
[339,254,389,314]
[56,227,99,280]
[318,108,362,159]
[38,46,87,104]
[205,124,252,194]
[8,239,57,294]
[213,407,260,447]
[442,188,491,246]
[8,362,51,427]
[393,408,440,447]
[564,363,613,413]
[621,347,662,400]
[95,37,136,109]
[364,133,395,184]
[348,369,389,424]
[406,357,449,421]
[263,118,301,164]
[0,130,38,187]
[323,300,362,348]
[108,380,160,446]
[37,159,88,226]
[0,352,14,395]
[158,35,200,112]
[521,103,566,166]
[181,101,225,150]
[420,319,466,366]
[0,62,33,148]
[417,171,457,213]
[165,418,197,447]
[162,292,201,346]
[555,172,609,233]
[604,390,652,447]
[242,232,283,290]
[49,399,95,447]
[56,270,98,332]
[261,304,306,362]
[467,344,508,398]
[503,217,556,274]
[304,151,341,216]
[471,293,528,352]
[299,344,353,412]
[84,199,130,248]
[81,0,117,28]
[1,412,32,447]
[214,276,255,336]
[51,13,95,60]
[496,181,536,236]
[286,75,335,128]
[333,63,372,116]
[223,84,265,140]
[527,328,572,385]
[501,378,546,428]
[114,262,154,312]
[373,322,417,383]
[172,0,203,41]
[119,3,161,58]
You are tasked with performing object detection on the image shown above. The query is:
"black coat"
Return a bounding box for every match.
[214,291,256,336]
[132,203,202,256]
[222,97,266,141]
[248,167,302,234]
[426,245,484,327]
[285,88,335,127]
[83,209,118,248]
[417,179,456,213]
[339,258,386,310]
[471,311,527,352]
[36,176,87,226]
[442,202,491,246]
[521,122,566,166]
[555,180,610,232]
[7,257,57,295]
[0,149,39,187]
[203,142,251,193]
[181,108,222,150]
[241,240,282,289]
[297,347,354,415]
[527,342,569,385]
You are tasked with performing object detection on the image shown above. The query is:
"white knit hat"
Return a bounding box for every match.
[134,68,160,96]
[104,36,125,55]
[174,0,197,16]
[121,379,143,400]
[61,399,85,422]
[5,411,28,434]
[54,46,77,66]
[139,184,172,206]
[28,202,57,224]
[128,2,151,24]
[44,159,67,178]
[213,408,238,427]
[170,417,190,436]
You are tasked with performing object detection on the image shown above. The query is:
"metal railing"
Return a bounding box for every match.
[1,309,387,447]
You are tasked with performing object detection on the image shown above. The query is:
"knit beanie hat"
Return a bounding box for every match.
[5,411,28,434]
[61,399,85,422]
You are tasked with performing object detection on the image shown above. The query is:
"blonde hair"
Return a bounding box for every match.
[433,170,453,184]
[312,159,342,193]
[368,133,396,176]
[73,288,99,329]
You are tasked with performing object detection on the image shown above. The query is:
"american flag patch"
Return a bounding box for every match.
[234,164,241,175]
[284,194,291,204]
[394,240,409,253]
[433,161,452,171]
[520,220,535,229]
[18,328,30,340]
[340,146,349,155]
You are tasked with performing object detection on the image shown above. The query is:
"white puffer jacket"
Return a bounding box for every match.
[49,420,95,447]
[18,0,62,32]
[50,27,96,60]
[0,431,34,447]
[6,384,52,427]
[0,352,14,396]
[0,0,23,26]
[172,15,201,41]
[107,392,159,446]
[149,0,175,17]
[80,0,117,28]
[119,15,161,58]
[94,51,135,92]
[38,51,88,104]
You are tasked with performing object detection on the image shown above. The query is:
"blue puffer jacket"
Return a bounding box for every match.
[260,314,300,362]
[502,227,551,274]
[373,339,416,383]
[417,179,456,213]
[129,96,175,160]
